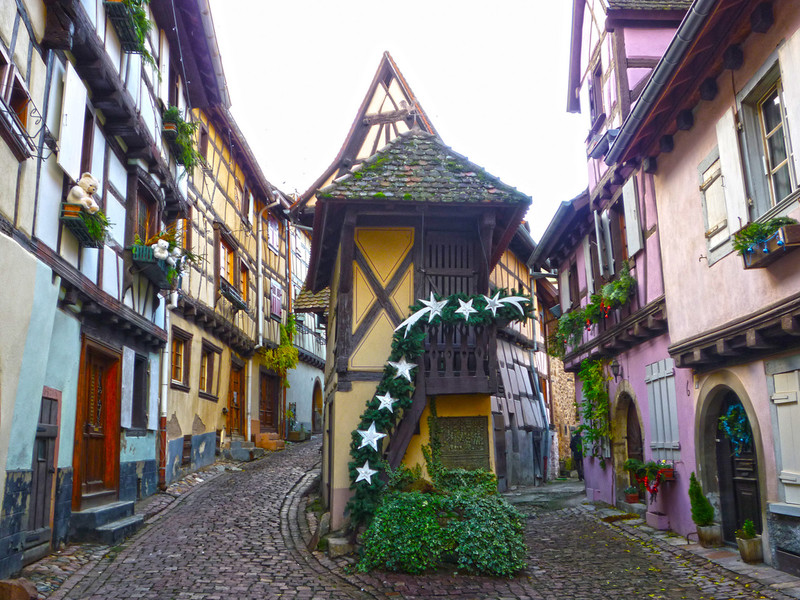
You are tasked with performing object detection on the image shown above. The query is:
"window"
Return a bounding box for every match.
[198,340,221,400]
[767,357,800,505]
[198,124,209,161]
[588,64,603,124]
[0,44,35,161]
[171,327,192,390]
[268,214,280,253]
[220,238,235,285]
[137,191,157,242]
[240,262,249,301]
[645,358,680,462]
[131,355,148,430]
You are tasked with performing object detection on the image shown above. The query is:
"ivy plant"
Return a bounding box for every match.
[260,314,300,388]
[577,359,611,467]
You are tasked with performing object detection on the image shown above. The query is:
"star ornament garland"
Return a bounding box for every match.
[347,290,532,525]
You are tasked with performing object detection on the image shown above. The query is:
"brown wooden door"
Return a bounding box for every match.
[228,364,244,436]
[259,372,279,431]
[626,400,644,488]
[27,392,59,549]
[717,393,761,542]
[73,341,121,510]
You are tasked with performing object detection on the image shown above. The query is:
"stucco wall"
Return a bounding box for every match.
[286,361,323,432]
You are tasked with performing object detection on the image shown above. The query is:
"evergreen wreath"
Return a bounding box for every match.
[718,403,753,457]
[346,290,532,528]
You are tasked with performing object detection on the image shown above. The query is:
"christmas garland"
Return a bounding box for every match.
[346,290,532,527]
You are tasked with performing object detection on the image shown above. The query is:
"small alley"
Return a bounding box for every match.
[18,439,800,600]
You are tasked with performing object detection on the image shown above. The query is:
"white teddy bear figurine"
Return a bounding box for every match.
[151,238,170,260]
[66,172,101,214]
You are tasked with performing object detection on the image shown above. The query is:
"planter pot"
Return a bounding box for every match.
[660,468,675,481]
[163,122,178,141]
[131,245,173,288]
[60,203,104,248]
[737,535,763,564]
[697,524,723,548]
[288,430,309,442]
[741,224,800,269]
[646,511,669,530]
[625,493,640,504]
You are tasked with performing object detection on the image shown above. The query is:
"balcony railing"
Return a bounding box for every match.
[422,322,497,395]
[295,321,325,360]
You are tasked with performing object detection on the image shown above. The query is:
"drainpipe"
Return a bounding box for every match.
[158,290,179,489]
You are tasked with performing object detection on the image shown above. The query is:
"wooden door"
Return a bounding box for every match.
[27,392,59,551]
[228,364,244,436]
[493,413,507,491]
[626,400,644,488]
[73,341,120,510]
[259,372,279,431]
[423,232,477,297]
[717,393,761,541]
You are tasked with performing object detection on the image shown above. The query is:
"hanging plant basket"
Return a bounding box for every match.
[103,1,144,53]
[220,279,248,311]
[162,122,178,141]
[131,244,172,288]
[60,203,105,248]
[741,224,800,269]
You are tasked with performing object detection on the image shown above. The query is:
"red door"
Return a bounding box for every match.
[73,340,121,510]
[228,364,244,436]
[259,372,279,431]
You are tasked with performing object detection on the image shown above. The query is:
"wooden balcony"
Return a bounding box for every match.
[421,322,498,395]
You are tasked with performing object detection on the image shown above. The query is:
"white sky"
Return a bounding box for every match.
[207,1,589,241]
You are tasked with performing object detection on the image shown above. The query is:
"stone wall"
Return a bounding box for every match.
[549,357,577,462]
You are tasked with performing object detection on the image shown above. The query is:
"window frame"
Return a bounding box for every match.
[130,354,149,431]
[0,44,35,161]
[170,326,192,391]
[198,339,222,401]
[267,214,280,254]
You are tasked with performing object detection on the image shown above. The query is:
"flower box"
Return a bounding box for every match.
[741,224,800,269]
[660,467,675,481]
[60,203,104,248]
[103,1,143,54]
[220,279,248,311]
[162,122,178,141]
[131,244,172,288]
[624,493,640,504]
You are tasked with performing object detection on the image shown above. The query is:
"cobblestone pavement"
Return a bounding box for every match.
[19,438,800,599]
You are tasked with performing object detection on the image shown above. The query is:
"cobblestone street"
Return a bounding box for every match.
[20,438,800,599]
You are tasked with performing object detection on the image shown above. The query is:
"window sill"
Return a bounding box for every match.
[768,502,800,518]
[198,390,218,402]
[170,381,190,393]
[125,427,148,437]
[753,189,800,225]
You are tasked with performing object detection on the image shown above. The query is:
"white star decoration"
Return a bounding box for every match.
[419,292,448,322]
[388,357,416,382]
[357,422,386,451]
[482,292,503,317]
[455,298,477,320]
[376,392,398,413]
[498,295,530,315]
[355,460,378,484]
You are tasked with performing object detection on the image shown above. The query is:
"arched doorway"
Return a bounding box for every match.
[611,386,643,500]
[312,380,323,433]
[714,391,761,542]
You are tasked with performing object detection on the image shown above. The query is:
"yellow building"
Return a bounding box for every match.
[294,55,531,529]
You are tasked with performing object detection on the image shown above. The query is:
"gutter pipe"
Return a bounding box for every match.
[605,0,717,165]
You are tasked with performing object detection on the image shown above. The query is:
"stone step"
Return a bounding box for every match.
[70,500,135,531]
[95,514,145,545]
[262,439,285,452]
[230,439,255,450]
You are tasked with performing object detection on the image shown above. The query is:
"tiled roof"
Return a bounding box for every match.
[607,0,692,9]
[317,129,530,207]
[294,286,330,314]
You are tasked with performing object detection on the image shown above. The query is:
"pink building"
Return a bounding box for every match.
[601,0,800,574]
[532,0,697,536]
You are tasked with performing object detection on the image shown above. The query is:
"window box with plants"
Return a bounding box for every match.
[130,231,195,289]
[103,0,155,62]
[734,217,800,269]
[60,203,109,248]
[161,105,201,169]
[220,278,248,311]
[623,485,641,504]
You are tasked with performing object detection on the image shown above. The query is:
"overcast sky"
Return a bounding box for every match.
[207,1,589,241]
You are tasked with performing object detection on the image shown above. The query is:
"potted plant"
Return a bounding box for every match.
[657,459,675,481]
[733,216,800,269]
[624,458,665,503]
[623,485,640,504]
[130,229,196,289]
[161,105,201,169]
[162,105,180,140]
[689,472,722,548]
[61,204,110,248]
[103,0,157,68]
[735,519,763,563]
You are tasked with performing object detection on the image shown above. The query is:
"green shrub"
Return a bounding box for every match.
[688,472,715,527]
[435,468,497,496]
[735,519,757,539]
[357,489,526,576]
[446,490,526,576]
[358,492,454,574]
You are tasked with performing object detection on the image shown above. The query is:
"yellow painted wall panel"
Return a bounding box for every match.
[389,264,414,319]
[352,262,376,333]
[349,311,395,370]
[354,227,413,287]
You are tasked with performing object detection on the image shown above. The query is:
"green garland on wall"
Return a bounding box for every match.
[577,359,611,468]
[346,290,532,527]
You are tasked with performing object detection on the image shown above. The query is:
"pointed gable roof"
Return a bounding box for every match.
[291,52,438,223]
[318,129,530,207]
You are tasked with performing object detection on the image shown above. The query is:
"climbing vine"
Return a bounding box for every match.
[260,314,299,388]
[577,359,611,468]
[345,290,532,527]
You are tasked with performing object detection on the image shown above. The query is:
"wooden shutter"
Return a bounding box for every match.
[558,268,570,310]
[701,158,729,250]
[58,61,88,182]
[593,211,607,276]
[622,178,644,256]
[772,370,800,504]
[583,236,594,294]
[645,358,680,462]
[148,354,159,430]
[716,108,749,233]
[120,346,135,429]
[158,29,170,105]
[601,211,615,276]
[779,30,800,183]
